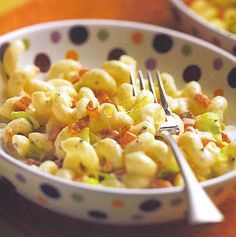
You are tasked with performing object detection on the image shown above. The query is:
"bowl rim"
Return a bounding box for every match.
[169,0,236,41]
[0,19,235,196]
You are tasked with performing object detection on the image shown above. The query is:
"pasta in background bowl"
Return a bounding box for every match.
[168,0,236,56]
[0,20,235,225]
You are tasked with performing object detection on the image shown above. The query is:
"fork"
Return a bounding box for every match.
[130,69,224,225]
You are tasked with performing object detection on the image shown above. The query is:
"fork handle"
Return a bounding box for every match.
[157,131,224,225]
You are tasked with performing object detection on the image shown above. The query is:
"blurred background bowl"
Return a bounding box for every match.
[168,0,236,56]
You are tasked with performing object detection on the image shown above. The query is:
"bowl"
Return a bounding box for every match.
[0,19,235,225]
[168,0,236,56]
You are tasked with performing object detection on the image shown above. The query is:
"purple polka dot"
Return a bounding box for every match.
[51,31,61,43]
[227,67,236,88]
[213,58,223,70]
[0,42,9,62]
[145,58,157,70]
[88,210,107,219]
[153,34,173,53]
[107,48,126,60]
[34,53,51,73]
[232,46,236,56]
[183,65,202,82]
[15,173,26,183]
[69,26,89,45]
[40,183,60,199]
[212,38,221,47]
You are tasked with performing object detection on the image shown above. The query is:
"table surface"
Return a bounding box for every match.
[0,0,235,236]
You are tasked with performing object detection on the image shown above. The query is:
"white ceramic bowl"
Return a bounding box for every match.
[0,20,235,225]
[168,0,236,56]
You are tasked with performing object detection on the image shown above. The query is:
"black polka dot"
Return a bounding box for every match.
[139,199,162,212]
[88,210,107,219]
[0,42,9,62]
[183,65,201,82]
[69,26,89,45]
[107,48,126,60]
[40,183,60,199]
[228,67,236,88]
[0,176,16,192]
[153,34,173,53]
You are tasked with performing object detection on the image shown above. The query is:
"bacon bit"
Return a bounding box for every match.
[201,137,225,148]
[49,127,62,142]
[68,116,90,134]
[194,93,212,108]
[117,131,137,148]
[100,129,120,139]
[150,179,173,188]
[94,90,113,104]
[4,128,13,149]
[222,132,231,143]
[71,68,90,84]
[100,162,113,173]
[86,100,100,118]
[26,159,41,166]
[182,118,196,130]
[12,96,31,111]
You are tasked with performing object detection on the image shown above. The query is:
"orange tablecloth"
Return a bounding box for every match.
[0,1,235,237]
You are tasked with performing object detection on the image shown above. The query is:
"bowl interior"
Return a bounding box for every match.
[0,19,236,184]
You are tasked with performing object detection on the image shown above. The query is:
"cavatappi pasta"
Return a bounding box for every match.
[0,41,235,189]
[185,0,236,34]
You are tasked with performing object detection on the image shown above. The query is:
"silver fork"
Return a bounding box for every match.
[130,70,224,225]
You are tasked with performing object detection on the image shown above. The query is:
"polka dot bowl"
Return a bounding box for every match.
[168,0,236,56]
[0,19,236,225]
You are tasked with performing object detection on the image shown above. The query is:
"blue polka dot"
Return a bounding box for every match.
[69,26,89,45]
[88,210,107,219]
[40,183,60,199]
[139,199,162,212]
[153,34,173,53]
[227,67,236,88]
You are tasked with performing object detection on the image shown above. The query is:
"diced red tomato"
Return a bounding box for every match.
[150,179,173,188]
[194,93,212,108]
[183,0,194,6]
[12,96,31,111]
[68,116,90,134]
[94,90,113,104]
